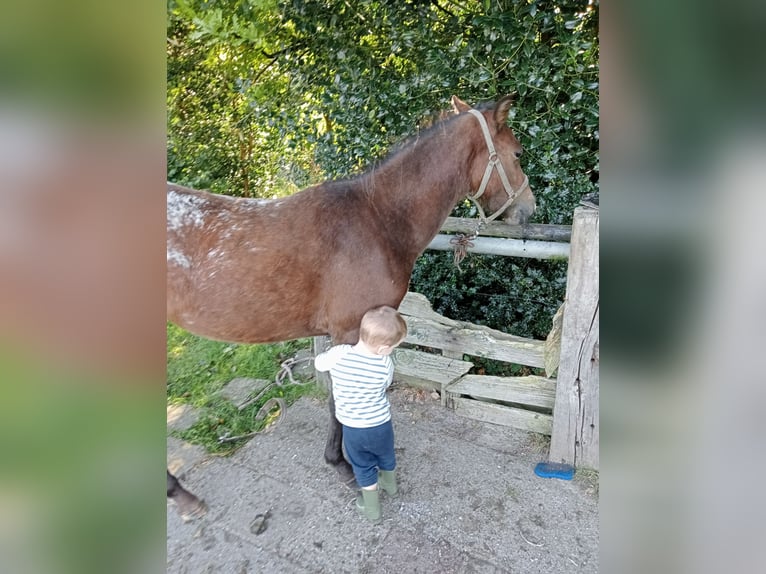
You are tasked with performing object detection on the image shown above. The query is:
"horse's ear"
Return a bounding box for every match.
[451,95,472,114]
[493,95,514,126]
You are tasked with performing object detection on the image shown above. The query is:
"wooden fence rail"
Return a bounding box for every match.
[427,234,570,259]
[440,217,572,242]
[398,292,546,368]
[393,292,555,436]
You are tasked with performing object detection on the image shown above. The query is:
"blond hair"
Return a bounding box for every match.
[359,305,407,348]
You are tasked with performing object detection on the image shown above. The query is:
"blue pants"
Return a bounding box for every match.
[342,420,396,488]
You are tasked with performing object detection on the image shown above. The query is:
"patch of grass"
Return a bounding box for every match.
[167,324,326,454]
[176,382,327,455]
[167,324,309,404]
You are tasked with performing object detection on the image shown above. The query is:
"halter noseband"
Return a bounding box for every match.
[467,108,529,223]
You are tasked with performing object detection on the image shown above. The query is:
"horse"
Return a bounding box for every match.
[166,95,535,519]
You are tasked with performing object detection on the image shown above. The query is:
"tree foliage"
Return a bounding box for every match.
[167,0,598,338]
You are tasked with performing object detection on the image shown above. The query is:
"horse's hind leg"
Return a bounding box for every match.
[167,469,207,522]
[324,393,355,484]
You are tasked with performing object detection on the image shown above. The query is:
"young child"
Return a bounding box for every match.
[314,305,407,521]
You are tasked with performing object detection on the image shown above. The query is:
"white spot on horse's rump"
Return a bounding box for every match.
[167,248,191,268]
[167,189,208,231]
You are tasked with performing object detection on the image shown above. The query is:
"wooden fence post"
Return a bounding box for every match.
[548,206,599,470]
[312,336,332,391]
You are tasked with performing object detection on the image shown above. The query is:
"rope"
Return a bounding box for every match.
[449,233,475,269]
[217,356,314,444]
[275,356,315,387]
[448,217,486,269]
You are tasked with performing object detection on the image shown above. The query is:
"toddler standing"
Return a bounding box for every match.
[314,305,407,521]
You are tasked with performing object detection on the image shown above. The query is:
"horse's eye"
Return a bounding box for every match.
[514,149,523,159]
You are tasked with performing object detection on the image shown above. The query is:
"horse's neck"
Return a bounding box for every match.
[363,121,472,257]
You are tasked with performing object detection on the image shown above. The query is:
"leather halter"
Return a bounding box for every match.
[467,108,529,223]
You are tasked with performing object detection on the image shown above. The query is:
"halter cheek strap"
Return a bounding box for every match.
[467,109,529,223]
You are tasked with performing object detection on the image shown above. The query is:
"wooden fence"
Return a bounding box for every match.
[314,206,599,470]
[393,291,555,436]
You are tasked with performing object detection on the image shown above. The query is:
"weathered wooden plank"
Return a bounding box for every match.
[451,397,553,435]
[312,336,332,392]
[575,310,599,469]
[393,348,473,392]
[403,316,545,368]
[427,234,570,260]
[399,292,458,326]
[544,303,564,378]
[447,375,556,410]
[549,206,599,470]
[399,292,545,368]
[441,217,572,242]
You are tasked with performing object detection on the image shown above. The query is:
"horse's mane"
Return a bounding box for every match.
[319,99,497,197]
[355,108,464,183]
[359,99,497,180]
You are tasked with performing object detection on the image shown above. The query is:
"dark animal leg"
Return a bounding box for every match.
[167,469,207,522]
[324,393,355,484]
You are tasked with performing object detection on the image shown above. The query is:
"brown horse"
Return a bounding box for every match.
[166,95,535,518]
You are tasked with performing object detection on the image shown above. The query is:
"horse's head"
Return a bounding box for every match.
[452,95,536,225]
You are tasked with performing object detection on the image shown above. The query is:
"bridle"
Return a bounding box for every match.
[466,108,529,224]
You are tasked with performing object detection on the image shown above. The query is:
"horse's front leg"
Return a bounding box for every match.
[167,469,207,522]
[324,392,355,484]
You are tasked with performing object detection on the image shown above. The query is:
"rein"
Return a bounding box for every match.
[466,108,529,225]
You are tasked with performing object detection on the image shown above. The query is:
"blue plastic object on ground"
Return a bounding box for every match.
[534,461,575,480]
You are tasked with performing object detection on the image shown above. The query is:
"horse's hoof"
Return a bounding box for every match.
[173,489,208,522]
[335,461,355,485]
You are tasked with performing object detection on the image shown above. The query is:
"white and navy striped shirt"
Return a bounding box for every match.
[314,344,394,428]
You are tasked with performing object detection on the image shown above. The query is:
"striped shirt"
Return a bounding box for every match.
[314,344,394,428]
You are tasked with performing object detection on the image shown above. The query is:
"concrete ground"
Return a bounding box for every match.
[167,387,598,573]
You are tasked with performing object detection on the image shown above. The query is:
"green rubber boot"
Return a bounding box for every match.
[356,488,381,522]
[378,470,398,496]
